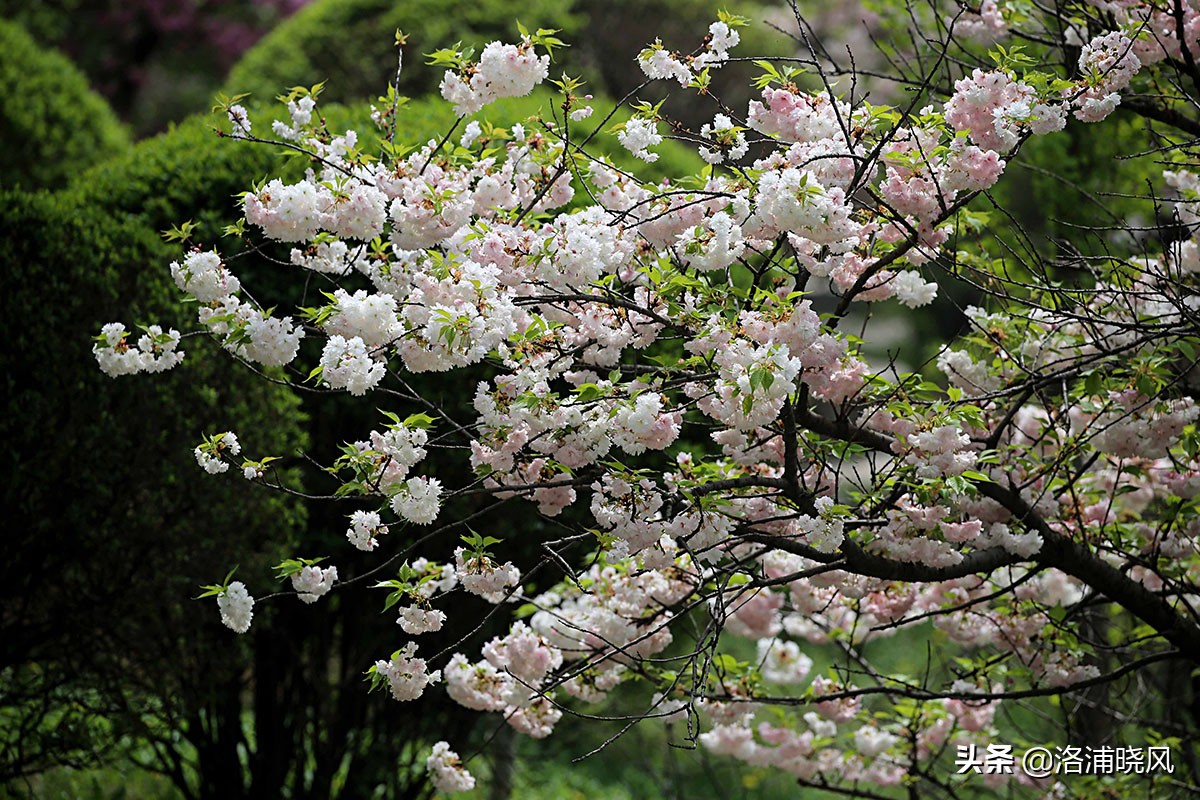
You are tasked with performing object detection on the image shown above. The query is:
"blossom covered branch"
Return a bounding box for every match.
[97,1,1200,794]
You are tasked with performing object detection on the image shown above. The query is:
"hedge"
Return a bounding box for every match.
[0,183,308,780]
[0,19,130,190]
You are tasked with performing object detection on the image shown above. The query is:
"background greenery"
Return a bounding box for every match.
[0,19,130,189]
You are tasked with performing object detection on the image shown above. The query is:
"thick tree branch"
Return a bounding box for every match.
[978,481,1200,665]
[1120,96,1200,137]
[748,530,1024,582]
[792,401,1200,663]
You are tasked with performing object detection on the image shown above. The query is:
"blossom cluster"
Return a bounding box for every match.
[440,39,550,116]
[94,323,185,377]
[217,581,255,634]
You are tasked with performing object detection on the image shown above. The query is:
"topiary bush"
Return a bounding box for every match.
[72,114,281,238]
[322,90,704,184]
[0,185,307,786]
[0,19,130,190]
[0,107,310,788]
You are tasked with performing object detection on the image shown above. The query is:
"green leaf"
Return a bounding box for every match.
[195,566,239,599]
[162,220,198,243]
[274,556,326,581]
[575,383,606,402]
[712,653,743,672]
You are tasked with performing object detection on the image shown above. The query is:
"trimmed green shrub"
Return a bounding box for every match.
[72,114,280,240]
[331,90,704,183]
[0,184,307,783]
[80,91,700,231]
[0,19,130,190]
[0,101,308,785]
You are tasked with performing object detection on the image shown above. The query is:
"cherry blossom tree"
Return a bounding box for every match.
[96,1,1200,796]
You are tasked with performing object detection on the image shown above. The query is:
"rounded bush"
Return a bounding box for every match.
[0,104,305,779]
[0,19,130,190]
[73,113,281,235]
[0,184,308,777]
[328,90,704,182]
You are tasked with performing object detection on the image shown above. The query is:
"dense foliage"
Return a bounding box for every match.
[0,19,130,189]
[0,183,306,787]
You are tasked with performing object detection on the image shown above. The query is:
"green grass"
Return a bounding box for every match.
[1,766,182,800]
